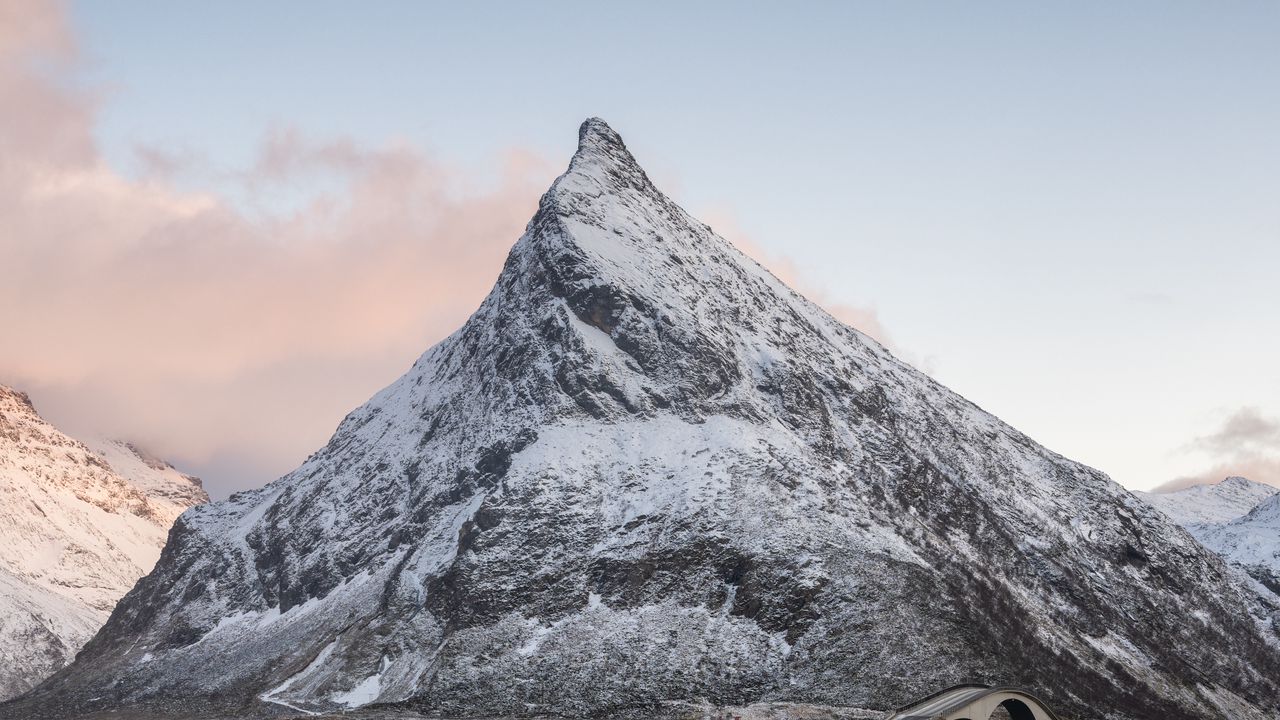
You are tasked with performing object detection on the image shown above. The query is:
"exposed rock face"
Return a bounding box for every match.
[12,120,1280,720]
[0,386,207,700]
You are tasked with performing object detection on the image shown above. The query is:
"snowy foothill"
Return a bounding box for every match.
[0,386,207,699]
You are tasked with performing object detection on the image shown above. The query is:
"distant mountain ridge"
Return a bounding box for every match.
[1138,476,1278,527]
[83,438,207,525]
[1198,494,1280,602]
[0,386,207,700]
[1141,477,1280,607]
[11,120,1280,720]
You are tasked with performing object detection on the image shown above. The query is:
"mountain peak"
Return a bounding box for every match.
[561,117,655,196]
[577,116,624,149]
[0,385,35,415]
[1140,475,1279,526]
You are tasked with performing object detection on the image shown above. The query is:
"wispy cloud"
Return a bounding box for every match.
[1190,407,1280,456]
[1153,407,1280,491]
[0,1,552,496]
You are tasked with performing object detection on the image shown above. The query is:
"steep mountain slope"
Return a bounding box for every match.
[15,120,1280,720]
[0,386,207,700]
[0,568,103,703]
[1138,476,1278,527]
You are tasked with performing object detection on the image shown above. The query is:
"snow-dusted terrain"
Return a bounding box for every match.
[12,120,1280,720]
[1138,476,1278,528]
[1197,494,1280,601]
[0,386,207,700]
[83,438,209,526]
[1141,477,1280,607]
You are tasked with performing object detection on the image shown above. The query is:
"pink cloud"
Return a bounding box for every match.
[0,1,552,495]
[1153,458,1280,493]
[0,0,93,171]
[1151,408,1280,491]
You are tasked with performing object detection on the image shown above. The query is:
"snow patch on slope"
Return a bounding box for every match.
[331,655,391,708]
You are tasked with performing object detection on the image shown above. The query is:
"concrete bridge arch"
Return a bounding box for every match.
[886,684,1063,720]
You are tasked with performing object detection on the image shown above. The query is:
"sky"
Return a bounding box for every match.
[2,0,1277,498]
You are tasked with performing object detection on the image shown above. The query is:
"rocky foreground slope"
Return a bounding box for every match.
[0,386,207,700]
[12,120,1280,720]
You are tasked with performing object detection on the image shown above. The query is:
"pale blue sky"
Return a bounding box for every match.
[64,1,1280,493]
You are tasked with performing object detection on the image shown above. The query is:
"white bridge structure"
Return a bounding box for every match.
[887,684,1063,720]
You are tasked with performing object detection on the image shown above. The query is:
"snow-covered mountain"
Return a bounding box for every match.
[0,386,207,700]
[1196,494,1280,602]
[1140,477,1280,607]
[13,119,1280,720]
[1138,476,1278,528]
